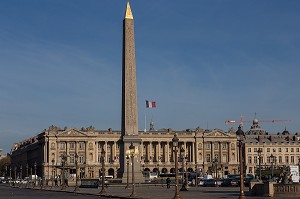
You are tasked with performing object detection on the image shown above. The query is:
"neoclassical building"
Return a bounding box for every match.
[10,120,300,181]
[244,119,300,176]
[10,125,240,181]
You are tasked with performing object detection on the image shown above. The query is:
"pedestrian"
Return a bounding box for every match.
[166,177,171,188]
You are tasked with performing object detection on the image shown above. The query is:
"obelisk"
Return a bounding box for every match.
[119,2,143,182]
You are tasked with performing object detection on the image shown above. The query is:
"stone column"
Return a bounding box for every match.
[211,142,214,161]
[85,141,88,164]
[140,141,144,161]
[105,141,108,162]
[167,142,170,163]
[228,142,231,163]
[113,141,117,162]
[95,141,98,163]
[158,141,161,161]
[149,141,153,162]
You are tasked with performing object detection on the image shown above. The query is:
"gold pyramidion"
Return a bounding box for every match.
[124,2,133,19]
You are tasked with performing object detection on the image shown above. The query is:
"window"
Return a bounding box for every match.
[286,148,289,152]
[278,148,282,152]
[267,156,270,163]
[267,148,270,152]
[70,155,75,164]
[206,143,210,150]
[260,157,264,164]
[222,143,227,149]
[248,156,252,164]
[254,148,257,152]
[285,156,289,163]
[79,156,84,163]
[297,148,300,153]
[248,148,251,153]
[249,167,253,174]
[222,155,227,163]
[291,148,294,152]
[214,154,219,161]
[79,142,85,149]
[273,148,276,152]
[279,156,282,163]
[206,154,211,162]
[291,156,295,163]
[70,142,75,149]
[214,143,218,150]
[254,156,258,164]
[60,142,65,150]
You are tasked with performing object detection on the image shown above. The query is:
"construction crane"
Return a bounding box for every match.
[225,115,291,130]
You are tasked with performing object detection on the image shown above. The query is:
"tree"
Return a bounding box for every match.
[0,156,11,177]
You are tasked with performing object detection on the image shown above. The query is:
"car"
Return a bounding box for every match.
[198,179,204,186]
[221,178,239,187]
[203,179,217,187]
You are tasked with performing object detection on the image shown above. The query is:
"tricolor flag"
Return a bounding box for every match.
[146,100,156,108]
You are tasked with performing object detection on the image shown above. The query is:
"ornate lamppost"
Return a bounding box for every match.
[74,153,79,192]
[129,142,136,197]
[236,125,246,199]
[257,148,262,181]
[34,161,37,188]
[172,134,181,199]
[99,148,106,194]
[185,156,188,188]
[269,154,275,181]
[180,147,187,191]
[125,155,130,189]
[61,153,67,190]
[51,159,55,189]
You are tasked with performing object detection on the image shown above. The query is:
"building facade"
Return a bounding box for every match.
[10,125,241,181]
[244,119,300,177]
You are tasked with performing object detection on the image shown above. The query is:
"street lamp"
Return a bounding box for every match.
[34,161,37,188]
[172,134,181,199]
[236,125,246,199]
[99,148,106,194]
[51,159,55,190]
[74,153,79,192]
[269,154,275,181]
[180,147,187,191]
[61,153,67,190]
[129,142,136,197]
[257,148,262,181]
[125,155,130,189]
[212,157,218,181]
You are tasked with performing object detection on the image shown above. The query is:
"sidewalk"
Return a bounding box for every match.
[14,183,299,199]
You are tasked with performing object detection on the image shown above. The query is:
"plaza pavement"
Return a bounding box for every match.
[9,183,299,199]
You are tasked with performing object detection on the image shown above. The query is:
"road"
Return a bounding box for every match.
[0,185,110,199]
[0,184,299,199]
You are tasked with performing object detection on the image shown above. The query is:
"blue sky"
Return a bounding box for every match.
[1,1,300,153]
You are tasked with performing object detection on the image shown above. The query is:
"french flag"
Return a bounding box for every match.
[146,100,156,108]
